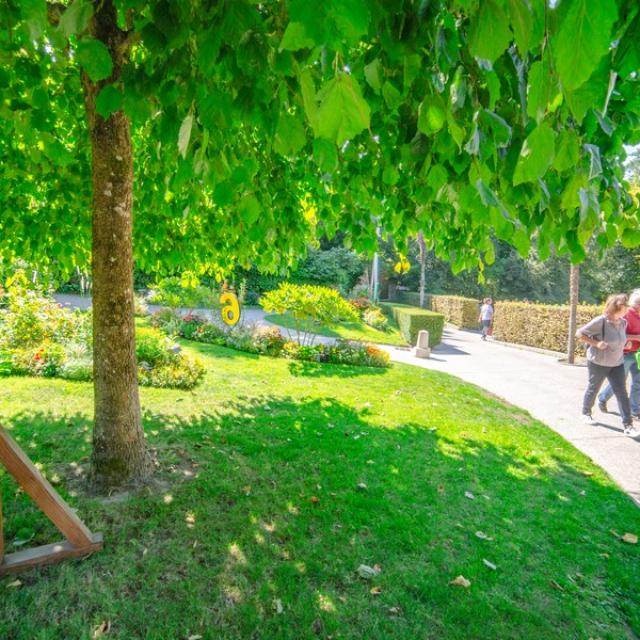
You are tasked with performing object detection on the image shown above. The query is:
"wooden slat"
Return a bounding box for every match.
[0,427,93,549]
[0,533,103,576]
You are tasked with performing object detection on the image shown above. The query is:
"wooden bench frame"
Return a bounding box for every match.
[0,426,102,575]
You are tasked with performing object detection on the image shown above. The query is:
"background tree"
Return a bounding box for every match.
[1,0,639,488]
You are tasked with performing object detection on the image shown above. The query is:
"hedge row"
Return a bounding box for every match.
[430,295,480,329]
[381,303,445,347]
[492,300,601,354]
[396,291,431,308]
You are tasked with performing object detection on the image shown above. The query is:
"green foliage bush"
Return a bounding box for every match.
[396,291,430,308]
[492,300,601,354]
[430,294,480,329]
[363,307,388,331]
[261,283,358,345]
[147,276,220,310]
[0,279,204,389]
[381,304,444,347]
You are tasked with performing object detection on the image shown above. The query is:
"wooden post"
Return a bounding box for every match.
[0,427,102,575]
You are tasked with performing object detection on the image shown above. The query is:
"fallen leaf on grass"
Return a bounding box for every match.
[309,496,320,504]
[437,485,445,493]
[549,580,564,592]
[357,564,381,579]
[188,635,203,640]
[92,621,111,638]
[387,606,401,615]
[464,491,475,500]
[475,531,493,541]
[273,598,284,614]
[449,575,471,588]
[357,482,368,490]
[370,586,383,595]
[622,533,638,544]
[482,559,497,571]
[7,579,22,588]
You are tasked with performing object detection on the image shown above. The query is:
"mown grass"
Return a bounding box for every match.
[1,335,639,639]
[263,313,408,346]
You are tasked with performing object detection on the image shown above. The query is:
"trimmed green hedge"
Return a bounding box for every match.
[492,300,601,354]
[381,303,445,346]
[430,294,479,329]
[396,291,431,308]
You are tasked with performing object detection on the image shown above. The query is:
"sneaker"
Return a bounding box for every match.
[598,400,608,413]
[581,414,597,425]
[623,424,639,437]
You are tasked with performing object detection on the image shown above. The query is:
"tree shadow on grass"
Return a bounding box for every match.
[1,398,640,640]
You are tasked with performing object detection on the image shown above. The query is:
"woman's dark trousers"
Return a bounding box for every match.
[582,361,632,426]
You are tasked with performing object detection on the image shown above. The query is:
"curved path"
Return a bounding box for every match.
[55,294,640,504]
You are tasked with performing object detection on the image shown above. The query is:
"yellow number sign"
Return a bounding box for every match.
[220,291,241,326]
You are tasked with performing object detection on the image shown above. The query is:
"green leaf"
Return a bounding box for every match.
[316,74,370,145]
[507,0,537,55]
[418,95,446,135]
[513,122,555,185]
[280,22,315,51]
[364,59,382,94]
[621,227,640,248]
[59,0,93,37]
[20,0,47,40]
[274,112,306,156]
[469,0,511,63]
[553,129,580,172]
[553,0,618,92]
[178,113,194,159]
[583,144,602,180]
[95,85,123,119]
[239,195,262,225]
[480,109,512,147]
[76,38,113,82]
[299,69,318,132]
[313,139,338,173]
[382,82,402,110]
[331,0,370,42]
[527,56,560,123]
[564,60,608,123]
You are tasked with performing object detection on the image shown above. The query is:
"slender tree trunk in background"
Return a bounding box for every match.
[82,0,150,489]
[417,231,426,308]
[567,264,580,364]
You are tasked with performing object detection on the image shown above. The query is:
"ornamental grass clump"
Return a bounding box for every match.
[261,283,358,345]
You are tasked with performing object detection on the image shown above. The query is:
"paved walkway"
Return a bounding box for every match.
[55,294,640,504]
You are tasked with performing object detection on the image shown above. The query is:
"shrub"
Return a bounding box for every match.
[147,276,220,310]
[138,357,205,389]
[381,304,444,346]
[261,283,358,345]
[492,300,601,354]
[59,358,93,381]
[396,291,431,308]
[350,297,372,314]
[430,294,479,329]
[134,294,148,317]
[363,307,388,331]
[11,341,66,377]
[252,326,286,356]
[179,313,206,340]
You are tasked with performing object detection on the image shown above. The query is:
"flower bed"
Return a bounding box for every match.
[0,277,205,389]
[150,309,391,368]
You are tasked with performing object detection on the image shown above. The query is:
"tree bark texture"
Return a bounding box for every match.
[82,1,150,488]
[567,264,580,365]
[417,231,426,308]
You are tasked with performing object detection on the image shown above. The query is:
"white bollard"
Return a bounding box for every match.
[412,329,430,358]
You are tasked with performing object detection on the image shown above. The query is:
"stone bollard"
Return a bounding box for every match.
[412,330,430,358]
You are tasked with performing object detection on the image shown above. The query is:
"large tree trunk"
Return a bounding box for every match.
[567,263,580,364]
[82,1,150,489]
[417,231,426,308]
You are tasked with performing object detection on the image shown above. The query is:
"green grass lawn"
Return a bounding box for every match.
[1,334,639,639]
[264,312,408,346]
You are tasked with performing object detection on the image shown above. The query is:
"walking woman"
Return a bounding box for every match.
[478,297,494,341]
[576,294,637,436]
